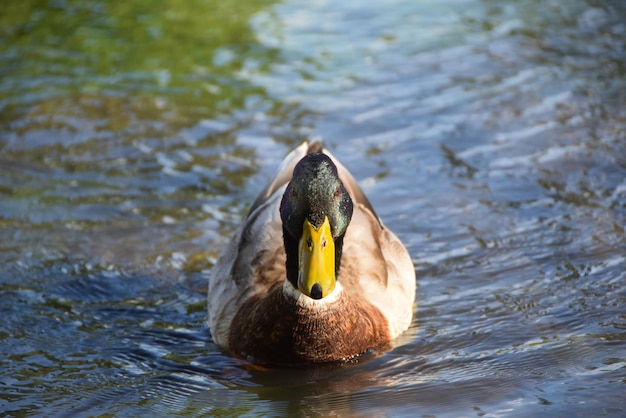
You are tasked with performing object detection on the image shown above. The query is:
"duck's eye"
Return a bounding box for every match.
[333,186,341,198]
[291,188,298,199]
[306,237,312,249]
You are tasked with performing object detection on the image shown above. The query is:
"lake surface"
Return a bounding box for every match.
[1,0,625,416]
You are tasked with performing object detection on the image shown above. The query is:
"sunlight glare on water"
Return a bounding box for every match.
[1,0,625,416]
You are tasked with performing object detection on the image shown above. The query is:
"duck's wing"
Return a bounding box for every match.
[338,203,416,338]
[208,183,285,346]
[321,148,414,338]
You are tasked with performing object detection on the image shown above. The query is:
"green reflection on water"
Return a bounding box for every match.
[0,0,301,270]
[1,0,279,119]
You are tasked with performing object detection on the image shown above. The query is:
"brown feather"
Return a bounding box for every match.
[228,283,390,364]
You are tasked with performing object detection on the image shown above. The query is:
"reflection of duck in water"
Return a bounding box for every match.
[208,141,416,365]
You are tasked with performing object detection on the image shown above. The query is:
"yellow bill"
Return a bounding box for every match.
[298,216,336,299]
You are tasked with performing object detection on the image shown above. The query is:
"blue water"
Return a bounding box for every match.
[1,0,625,416]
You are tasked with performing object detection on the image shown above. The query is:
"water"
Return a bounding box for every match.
[1,0,625,416]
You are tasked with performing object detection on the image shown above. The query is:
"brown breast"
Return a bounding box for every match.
[228,284,391,365]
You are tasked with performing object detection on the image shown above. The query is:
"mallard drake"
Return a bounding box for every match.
[208,141,415,364]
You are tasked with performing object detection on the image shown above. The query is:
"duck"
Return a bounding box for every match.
[207,141,416,365]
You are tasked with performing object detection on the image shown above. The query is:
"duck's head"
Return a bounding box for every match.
[280,153,353,300]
